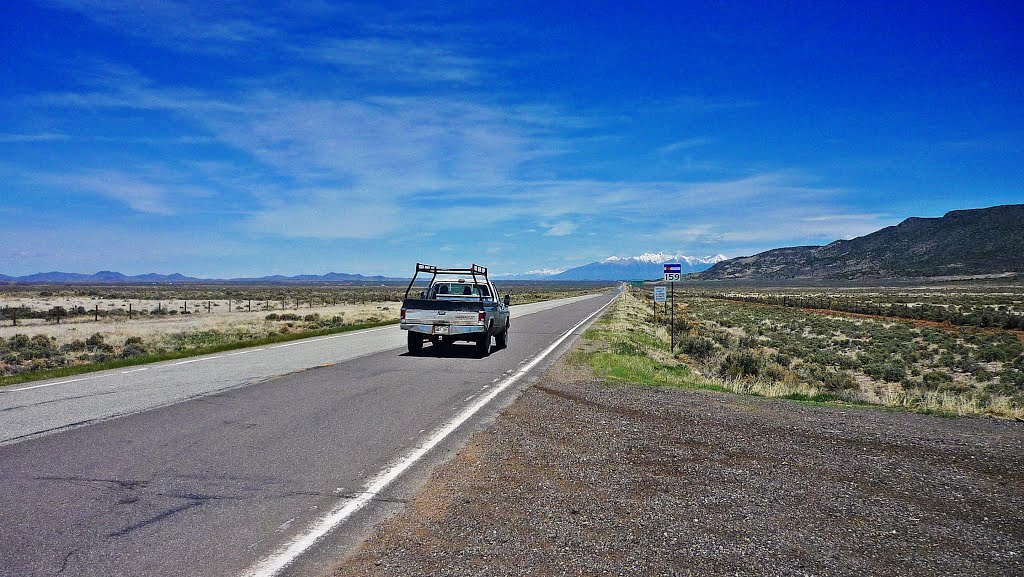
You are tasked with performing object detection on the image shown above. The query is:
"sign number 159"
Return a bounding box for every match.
[663,263,682,282]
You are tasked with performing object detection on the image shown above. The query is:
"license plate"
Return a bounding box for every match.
[433,326,450,335]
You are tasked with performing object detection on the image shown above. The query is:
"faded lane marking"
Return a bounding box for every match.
[5,374,106,393]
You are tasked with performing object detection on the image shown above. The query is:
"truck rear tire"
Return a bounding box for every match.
[407,332,424,354]
[475,333,491,357]
[495,321,509,349]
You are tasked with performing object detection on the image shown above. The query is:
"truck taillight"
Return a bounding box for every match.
[400,309,406,320]
[478,311,486,323]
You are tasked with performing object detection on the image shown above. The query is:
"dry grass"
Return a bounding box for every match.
[574,287,1024,419]
[0,300,399,346]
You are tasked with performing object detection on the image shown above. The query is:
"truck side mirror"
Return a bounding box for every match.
[419,290,426,298]
[503,294,511,306]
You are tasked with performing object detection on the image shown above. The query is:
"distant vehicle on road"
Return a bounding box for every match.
[400,264,511,356]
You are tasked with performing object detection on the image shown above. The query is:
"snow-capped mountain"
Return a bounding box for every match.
[599,253,727,267]
[547,253,727,281]
[493,268,567,280]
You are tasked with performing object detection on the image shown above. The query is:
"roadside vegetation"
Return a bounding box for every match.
[572,286,1024,419]
[702,289,1024,330]
[0,282,609,386]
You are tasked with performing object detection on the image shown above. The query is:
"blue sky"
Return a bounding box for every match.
[1,1,1021,277]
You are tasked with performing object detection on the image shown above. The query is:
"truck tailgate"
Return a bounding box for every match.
[402,298,485,326]
[403,308,480,325]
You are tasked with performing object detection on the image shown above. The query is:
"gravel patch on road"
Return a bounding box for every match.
[334,361,1024,576]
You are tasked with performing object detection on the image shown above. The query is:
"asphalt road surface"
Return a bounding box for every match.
[0,292,617,577]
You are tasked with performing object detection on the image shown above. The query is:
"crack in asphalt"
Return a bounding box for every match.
[107,501,204,538]
[35,475,149,492]
[55,546,81,576]
[338,491,409,504]
[106,491,245,539]
[100,488,396,540]
[36,474,379,509]
[0,390,121,413]
[1,418,97,445]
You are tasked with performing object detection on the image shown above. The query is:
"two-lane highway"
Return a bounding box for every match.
[0,293,600,445]
[0,292,616,577]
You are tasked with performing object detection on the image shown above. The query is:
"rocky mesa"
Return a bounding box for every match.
[697,204,1024,280]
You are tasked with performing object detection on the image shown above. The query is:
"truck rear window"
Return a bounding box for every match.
[432,283,490,298]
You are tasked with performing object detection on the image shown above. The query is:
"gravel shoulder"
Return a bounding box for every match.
[333,359,1024,576]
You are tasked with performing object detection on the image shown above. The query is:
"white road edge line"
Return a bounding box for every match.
[242,293,617,577]
[7,373,106,392]
[271,326,392,348]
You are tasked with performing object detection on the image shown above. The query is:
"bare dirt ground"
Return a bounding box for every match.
[335,360,1024,576]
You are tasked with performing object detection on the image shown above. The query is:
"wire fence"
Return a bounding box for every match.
[0,295,365,327]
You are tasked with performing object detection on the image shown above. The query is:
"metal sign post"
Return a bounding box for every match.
[663,264,681,353]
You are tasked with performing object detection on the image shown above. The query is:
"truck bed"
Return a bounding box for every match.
[401,298,488,312]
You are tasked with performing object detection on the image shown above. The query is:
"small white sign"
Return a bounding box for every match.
[654,287,667,303]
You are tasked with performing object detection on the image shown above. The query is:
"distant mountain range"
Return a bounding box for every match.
[0,271,399,284]
[496,253,727,281]
[3,254,729,284]
[697,204,1024,281]
[551,253,727,280]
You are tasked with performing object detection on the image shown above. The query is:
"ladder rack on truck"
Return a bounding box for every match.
[404,263,489,301]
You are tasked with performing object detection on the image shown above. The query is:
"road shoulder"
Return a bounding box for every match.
[333,356,1024,576]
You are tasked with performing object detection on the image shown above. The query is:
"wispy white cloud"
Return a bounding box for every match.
[301,38,482,83]
[937,131,1024,153]
[14,19,881,269]
[657,204,894,252]
[0,133,69,143]
[41,0,278,52]
[244,188,399,239]
[657,137,711,154]
[543,220,577,236]
[0,221,259,276]
[802,213,887,222]
[33,168,209,215]
[26,68,867,249]
[661,96,760,113]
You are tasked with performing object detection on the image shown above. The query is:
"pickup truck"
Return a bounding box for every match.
[400,264,511,356]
